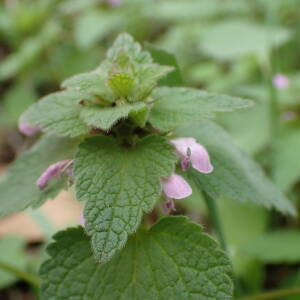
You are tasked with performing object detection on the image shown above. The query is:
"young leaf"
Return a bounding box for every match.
[176,121,296,216]
[106,33,152,64]
[62,71,115,102]
[0,136,78,217]
[40,217,233,300]
[149,87,253,131]
[131,64,174,101]
[80,102,147,130]
[145,44,184,86]
[20,90,91,138]
[74,135,177,262]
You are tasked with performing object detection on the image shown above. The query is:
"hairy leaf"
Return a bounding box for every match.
[40,217,233,300]
[176,121,296,215]
[80,102,147,130]
[74,135,177,262]
[0,136,78,217]
[107,33,152,64]
[62,71,115,102]
[149,87,253,131]
[131,64,174,101]
[20,90,90,138]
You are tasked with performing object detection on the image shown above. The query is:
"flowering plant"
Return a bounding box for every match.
[0,34,295,300]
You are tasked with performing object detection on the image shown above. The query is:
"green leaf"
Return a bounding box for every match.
[131,64,174,101]
[107,33,152,64]
[74,135,177,262]
[0,135,78,217]
[217,197,267,291]
[274,127,300,192]
[149,87,253,131]
[62,71,114,100]
[200,20,291,60]
[218,85,271,155]
[176,121,296,216]
[80,102,147,130]
[245,231,300,263]
[21,90,91,138]
[145,44,184,86]
[108,72,136,98]
[147,0,223,21]
[62,69,116,103]
[40,217,233,300]
[0,237,28,289]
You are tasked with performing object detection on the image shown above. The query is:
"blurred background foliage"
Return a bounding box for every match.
[1,0,300,299]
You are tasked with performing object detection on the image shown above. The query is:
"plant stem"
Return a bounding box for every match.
[0,260,40,288]
[203,192,228,252]
[190,169,227,251]
[236,287,300,300]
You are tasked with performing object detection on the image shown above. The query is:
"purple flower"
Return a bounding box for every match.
[80,212,85,227]
[161,173,192,215]
[37,159,74,190]
[162,198,176,215]
[107,0,122,7]
[18,122,42,136]
[170,137,213,173]
[273,74,289,90]
[162,173,192,199]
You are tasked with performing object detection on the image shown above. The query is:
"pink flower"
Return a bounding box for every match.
[161,173,192,215]
[37,159,74,190]
[18,122,42,136]
[273,74,289,90]
[79,212,85,227]
[107,0,122,7]
[162,173,192,199]
[170,137,213,173]
[162,198,176,215]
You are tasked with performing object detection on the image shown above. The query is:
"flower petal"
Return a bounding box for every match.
[170,137,196,158]
[36,159,73,190]
[162,174,192,199]
[18,122,42,136]
[80,212,85,227]
[190,142,213,174]
[162,198,176,215]
[170,137,213,174]
[273,74,289,89]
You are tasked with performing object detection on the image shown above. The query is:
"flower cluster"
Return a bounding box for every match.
[161,137,213,214]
